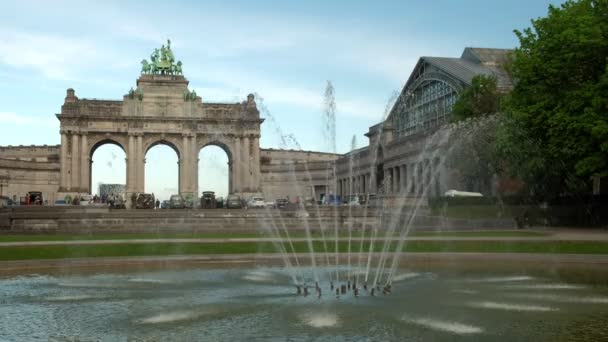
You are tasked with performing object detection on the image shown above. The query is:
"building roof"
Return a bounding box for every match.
[388,47,513,123]
[414,47,513,90]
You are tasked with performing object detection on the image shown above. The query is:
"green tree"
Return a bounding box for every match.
[500,0,608,199]
[448,75,503,194]
[447,115,501,194]
[452,75,502,121]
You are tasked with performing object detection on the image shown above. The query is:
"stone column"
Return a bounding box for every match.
[70,134,80,192]
[383,168,389,194]
[60,132,68,190]
[242,136,250,192]
[80,133,89,193]
[360,175,365,194]
[425,159,431,195]
[394,167,400,194]
[251,136,261,192]
[417,163,423,195]
[409,163,415,195]
[194,136,199,197]
[391,168,396,194]
[136,135,144,192]
[369,168,376,194]
[361,175,365,193]
[228,160,233,193]
[127,134,135,193]
[233,137,241,193]
[400,165,406,194]
[181,134,189,195]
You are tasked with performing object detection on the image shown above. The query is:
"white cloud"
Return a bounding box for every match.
[0,112,58,128]
[189,66,386,120]
[0,28,104,80]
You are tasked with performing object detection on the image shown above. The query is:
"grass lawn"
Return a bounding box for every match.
[0,240,605,261]
[0,230,549,242]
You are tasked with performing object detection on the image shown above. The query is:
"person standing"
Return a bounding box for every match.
[155,199,160,209]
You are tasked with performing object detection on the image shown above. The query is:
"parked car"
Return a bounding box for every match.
[444,190,484,197]
[201,191,216,209]
[110,195,126,209]
[323,194,342,206]
[53,199,68,206]
[346,194,361,206]
[161,200,170,209]
[134,193,155,209]
[366,194,379,207]
[247,196,265,209]
[79,194,93,206]
[169,194,186,209]
[275,198,289,209]
[226,194,242,209]
[0,196,13,208]
[264,201,275,208]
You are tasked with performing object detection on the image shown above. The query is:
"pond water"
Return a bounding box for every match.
[1,265,607,341]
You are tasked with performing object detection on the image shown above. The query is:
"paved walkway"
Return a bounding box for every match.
[0,229,607,247]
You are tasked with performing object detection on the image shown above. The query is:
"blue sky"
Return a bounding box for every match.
[0,0,563,199]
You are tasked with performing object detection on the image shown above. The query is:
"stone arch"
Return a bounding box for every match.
[199,140,233,161]
[143,137,183,198]
[88,136,128,195]
[89,137,127,158]
[197,137,235,195]
[143,138,183,159]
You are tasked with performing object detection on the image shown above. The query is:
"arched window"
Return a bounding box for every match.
[395,79,458,137]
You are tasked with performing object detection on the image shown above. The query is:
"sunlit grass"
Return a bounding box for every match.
[0,240,605,261]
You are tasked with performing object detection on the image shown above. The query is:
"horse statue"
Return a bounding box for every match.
[140,59,151,74]
[172,61,183,75]
[149,62,158,75]
[151,48,160,63]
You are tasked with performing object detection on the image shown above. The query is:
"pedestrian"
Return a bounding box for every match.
[155,199,160,209]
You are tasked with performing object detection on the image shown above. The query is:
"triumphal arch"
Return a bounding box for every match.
[57,40,262,202]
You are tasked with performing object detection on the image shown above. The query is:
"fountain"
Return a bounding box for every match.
[1,91,607,341]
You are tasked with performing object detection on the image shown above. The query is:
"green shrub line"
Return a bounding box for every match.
[0,240,606,261]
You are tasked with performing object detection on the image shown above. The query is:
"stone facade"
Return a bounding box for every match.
[0,46,514,205]
[259,148,340,202]
[0,145,60,203]
[334,47,514,199]
[56,74,263,204]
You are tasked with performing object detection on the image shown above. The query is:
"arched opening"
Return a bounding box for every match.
[145,142,180,203]
[198,144,231,201]
[90,140,126,199]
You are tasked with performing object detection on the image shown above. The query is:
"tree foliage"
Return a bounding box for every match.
[499,0,608,199]
[447,115,502,194]
[452,75,502,121]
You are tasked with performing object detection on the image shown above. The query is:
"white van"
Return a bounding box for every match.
[444,190,484,197]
